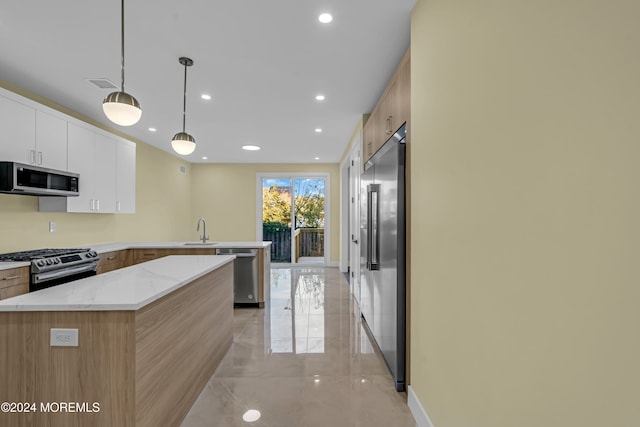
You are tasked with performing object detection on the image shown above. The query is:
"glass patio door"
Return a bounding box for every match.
[292,178,325,264]
[262,177,293,263]
[260,174,327,265]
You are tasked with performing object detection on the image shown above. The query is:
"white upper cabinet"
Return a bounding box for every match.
[56,124,116,213]
[116,142,136,213]
[0,94,36,163]
[65,124,97,213]
[0,93,68,169]
[1,87,136,214]
[93,133,117,213]
[40,124,130,214]
[35,110,68,170]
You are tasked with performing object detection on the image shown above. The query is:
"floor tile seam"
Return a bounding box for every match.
[212,373,366,381]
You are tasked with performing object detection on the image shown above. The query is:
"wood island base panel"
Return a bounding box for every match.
[0,262,233,427]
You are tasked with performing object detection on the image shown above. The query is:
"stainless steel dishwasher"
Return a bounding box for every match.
[215,248,259,307]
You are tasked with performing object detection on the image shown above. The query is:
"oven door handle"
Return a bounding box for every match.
[33,263,98,284]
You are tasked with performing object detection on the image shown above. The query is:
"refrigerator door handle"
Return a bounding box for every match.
[367,183,380,270]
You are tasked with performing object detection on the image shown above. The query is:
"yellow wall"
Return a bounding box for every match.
[190,163,340,263]
[410,1,640,426]
[339,115,365,165]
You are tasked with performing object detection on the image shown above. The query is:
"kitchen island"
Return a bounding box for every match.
[90,241,271,307]
[0,255,235,427]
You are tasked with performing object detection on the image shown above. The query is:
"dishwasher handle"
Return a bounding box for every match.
[215,249,258,258]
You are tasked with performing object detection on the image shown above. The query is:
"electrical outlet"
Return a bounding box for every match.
[49,221,56,233]
[50,328,78,347]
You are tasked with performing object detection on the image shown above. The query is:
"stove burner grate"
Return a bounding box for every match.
[0,248,90,262]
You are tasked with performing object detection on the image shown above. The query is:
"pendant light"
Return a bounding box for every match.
[102,0,142,126]
[171,57,196,155]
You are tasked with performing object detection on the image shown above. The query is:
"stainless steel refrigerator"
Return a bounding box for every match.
[360,123,407,392]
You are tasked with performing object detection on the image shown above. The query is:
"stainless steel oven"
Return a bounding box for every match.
[0,248,99,292]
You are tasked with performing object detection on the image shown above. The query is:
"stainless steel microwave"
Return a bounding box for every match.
[0,162,79,197]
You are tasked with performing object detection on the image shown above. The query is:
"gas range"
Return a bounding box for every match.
[0,248,100,291]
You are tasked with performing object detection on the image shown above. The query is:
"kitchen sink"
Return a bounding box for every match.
[183,242,217,246]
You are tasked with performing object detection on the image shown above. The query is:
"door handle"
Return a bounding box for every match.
[367,183,380,270]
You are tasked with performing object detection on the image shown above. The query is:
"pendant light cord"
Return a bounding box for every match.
[182,62,188,132]
[120,0,126,92]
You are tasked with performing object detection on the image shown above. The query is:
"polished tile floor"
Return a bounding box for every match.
[182,267,416,427]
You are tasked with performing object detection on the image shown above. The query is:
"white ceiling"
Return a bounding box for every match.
[0,0,414,163]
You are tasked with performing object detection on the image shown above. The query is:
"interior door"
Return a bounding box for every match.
[349,141,361,302]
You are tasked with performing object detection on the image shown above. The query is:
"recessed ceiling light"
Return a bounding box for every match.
[201,156,208,160]
[201,94,211,100]
[318,13,333,24]
[148,127,157,132]
[242,145,261,151]
[315,128,322,133]
[315,94,325,101]
[242,409,261,422]
[314,157,320,160]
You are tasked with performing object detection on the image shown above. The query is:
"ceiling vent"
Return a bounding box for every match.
[86,78,118,89]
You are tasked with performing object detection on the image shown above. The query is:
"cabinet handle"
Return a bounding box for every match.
[116,201,121,212]
[2,275,21,281]
[107,256,117,260]
[37,151,43,165]
[29,149,36,164]
[96,199,100,211]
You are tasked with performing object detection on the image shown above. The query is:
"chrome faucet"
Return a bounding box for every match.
[196,217,209,243]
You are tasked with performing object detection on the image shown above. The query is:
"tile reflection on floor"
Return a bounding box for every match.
[181,267,415,427]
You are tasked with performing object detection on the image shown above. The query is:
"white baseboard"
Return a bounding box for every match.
[408,386,435,427]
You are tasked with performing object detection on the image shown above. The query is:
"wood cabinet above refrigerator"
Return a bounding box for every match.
[363,49,410,164]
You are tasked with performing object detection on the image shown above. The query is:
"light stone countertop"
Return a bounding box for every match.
[0,241,271,271]
[0,255,235,312]
[89,241,272,253]
[0,261,30,271]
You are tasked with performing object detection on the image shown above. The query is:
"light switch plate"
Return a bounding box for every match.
[49,221,56,232]
[50,328,78,347]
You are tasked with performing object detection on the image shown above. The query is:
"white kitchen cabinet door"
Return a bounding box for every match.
[116,142,136,213]
[39,124,135,215]
[93,134,117,213]
[35,110,67,170]
[66,123,96,213]
[0,94,36,163]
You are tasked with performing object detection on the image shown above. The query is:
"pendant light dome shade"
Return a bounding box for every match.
[171,131,196,155]
[103,0,142,126]
[103,91,142,126]
[172,57,196,156]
